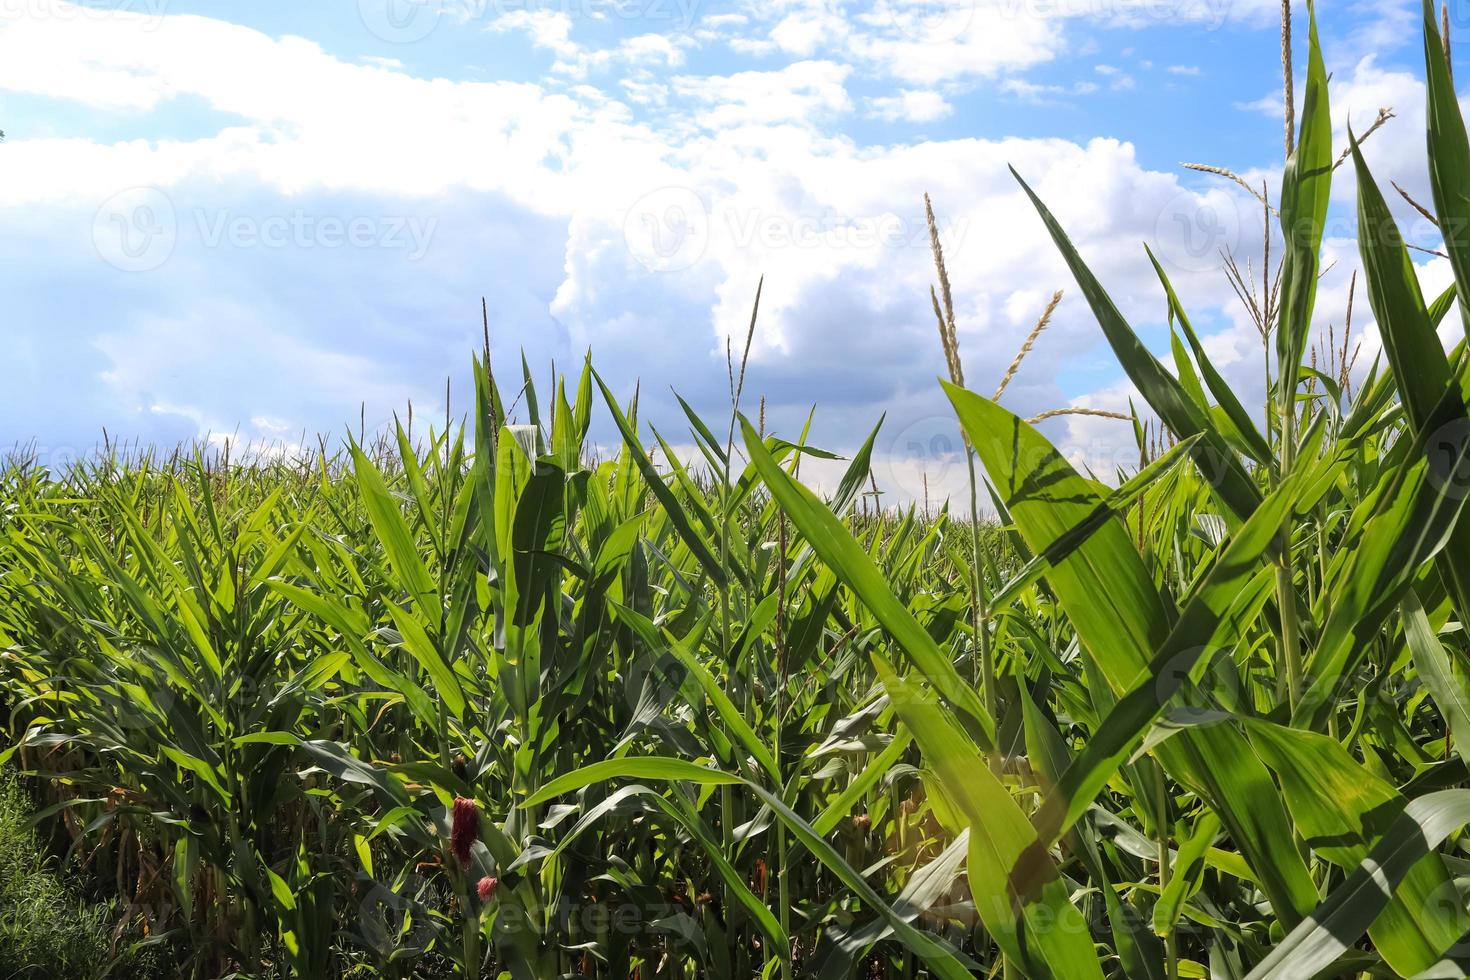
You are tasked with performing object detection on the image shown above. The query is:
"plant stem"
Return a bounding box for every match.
[966,448,1009,975]
[965,450,998,757]
[775,514,792,980]
[1156,764,1177,980]
[1277,387,1304,710]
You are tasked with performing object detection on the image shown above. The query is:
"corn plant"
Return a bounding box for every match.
[7,3,1470,978]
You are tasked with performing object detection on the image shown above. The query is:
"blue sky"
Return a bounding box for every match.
[0,0,1459,500]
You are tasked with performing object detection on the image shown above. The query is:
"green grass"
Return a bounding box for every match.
[6,5,1470,979]
[0,768,117,979]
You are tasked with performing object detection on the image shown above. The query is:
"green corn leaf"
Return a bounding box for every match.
[524,758,744,805]
[1247,722,1469,975]
[521,758,977,980]
[1147,246,1273,463]
[674,391,729,466]
[1402,592,1470,772]
[1010,168,1263,523]
[810,728,912,837]
[812,831,978,980]
[1423,0,1470,338]
[876,658,1106,979]
[991,434,1202,610]
[385,600,466,721]
[1245,790,1470,979]
[739,414,995,750]
[612,602,781,782]
[1297,384,1470,728]
[1029,474,1292,846]
[351,445,437,608]
[267,580,437,726]
[1152,811,1220,938]
[393,416,442,559]
[946,381,1318,924]
[1020,685,1168,980]
[1170,328,1208,412]
[1351,126,1470,627]
[1275,0,1333,398]
[595,369,729,589]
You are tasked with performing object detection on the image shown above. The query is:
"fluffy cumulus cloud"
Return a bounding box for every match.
[865,89,952,122]
[0,0,1457,503]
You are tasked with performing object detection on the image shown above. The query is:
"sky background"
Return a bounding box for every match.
[0,0,1462,504]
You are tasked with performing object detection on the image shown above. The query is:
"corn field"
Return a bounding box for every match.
[9,4,1470,978]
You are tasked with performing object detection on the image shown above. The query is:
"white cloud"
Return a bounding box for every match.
[1001,77,1100,102]
[1,0,1448,505]
[489,10,579,57]
[770,9,846,56]
[865,89,953,122]
[849,5,1061,84]
[1094,63,1135,90]
[671,61,853,127]
[481,10,696,78]
[701,12,749,28]
[1236,92,1281,115]
[620,75,670,106]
